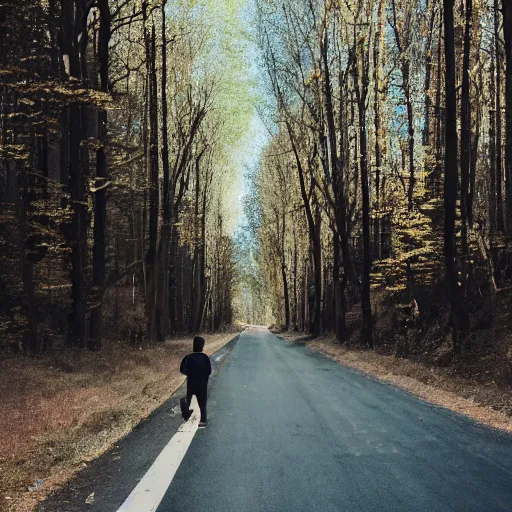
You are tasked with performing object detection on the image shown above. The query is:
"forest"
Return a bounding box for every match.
[4,1,512,509]
[236,0,512,380]
[0,0,253,355]
[2,0,512,375]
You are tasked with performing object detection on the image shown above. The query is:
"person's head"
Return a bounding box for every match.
[193,336,205,353]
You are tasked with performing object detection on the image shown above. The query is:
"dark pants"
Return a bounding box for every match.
[186,380,208,422]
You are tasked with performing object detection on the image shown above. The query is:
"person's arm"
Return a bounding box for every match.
[180,355,189,376]
[205,354,212,376]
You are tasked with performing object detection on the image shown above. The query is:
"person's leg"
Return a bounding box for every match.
[180,383,193,421]
[196,385,207,424]
[186,383,193,408]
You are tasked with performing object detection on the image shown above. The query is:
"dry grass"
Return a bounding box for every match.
[279,332,512,433]
[1,331,237,512]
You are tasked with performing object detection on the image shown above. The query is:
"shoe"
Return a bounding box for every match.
[198,421,208,429]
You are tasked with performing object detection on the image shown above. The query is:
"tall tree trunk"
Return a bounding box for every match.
[443,0,467,353]
[459,0,472,314]
[292,217,298,329]
[153,1,173,340]
[89,0,111,350]
[405,80,415,211]
[281,213,290,330]
[460,0,472,251]
[192,152,203,332]
[169,209,179,334]
[322,28,347,340]
[360,127,373,348]
[423,5,437,147]
[490,35,497,236]
[61,0,89,347]
[352,47,374,349]
[333,232,346,343]
[373,0,385,258]
[161,0,170,215]
[198,186,208,331]
[141,42,149,301]
[356,97,373,348]
[496,0,505,231]
[145,20,160,341]
[503,0,512,231]
[68,103,88,347]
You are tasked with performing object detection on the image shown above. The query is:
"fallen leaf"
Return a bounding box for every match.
[85,492,95,505]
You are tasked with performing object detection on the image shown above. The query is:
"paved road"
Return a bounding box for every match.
[41,328,512,512]
[158,327,512,512]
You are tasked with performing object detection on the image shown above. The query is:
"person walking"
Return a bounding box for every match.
[179,336,211,428]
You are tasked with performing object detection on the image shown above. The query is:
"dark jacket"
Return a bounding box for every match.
[180,352,211,387]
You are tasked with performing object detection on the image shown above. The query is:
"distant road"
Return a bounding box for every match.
[41,328,512,512]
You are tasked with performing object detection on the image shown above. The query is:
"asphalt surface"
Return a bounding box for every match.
[40,328,512,511]
[158,327,512,512]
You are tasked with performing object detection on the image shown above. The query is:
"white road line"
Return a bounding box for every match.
[116,397,200,512]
